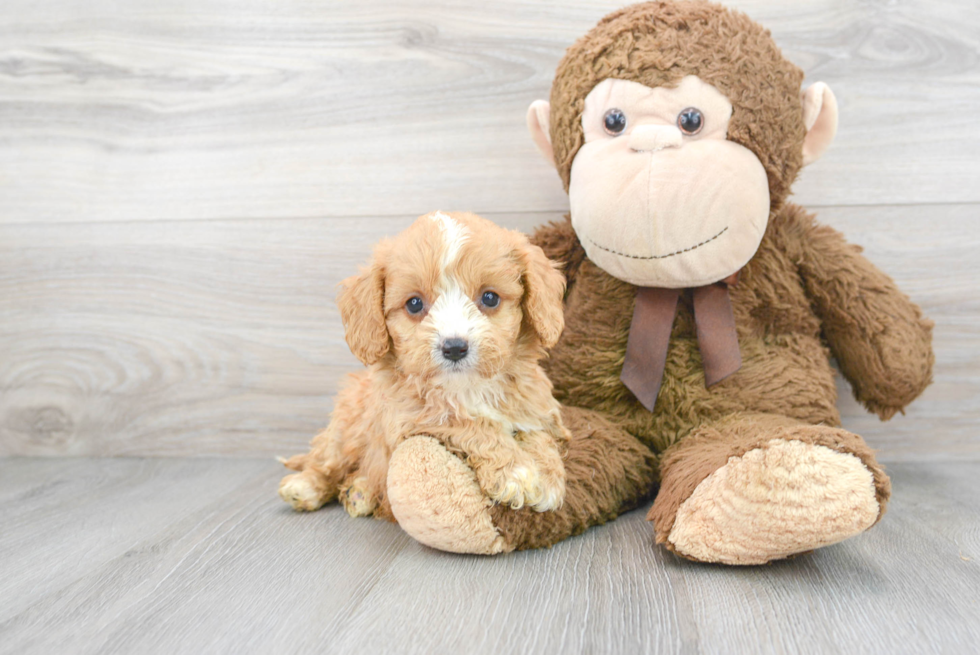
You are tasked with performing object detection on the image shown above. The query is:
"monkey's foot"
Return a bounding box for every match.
[648,415,891,565]
[386,408,658,554]
[388,436,511,554]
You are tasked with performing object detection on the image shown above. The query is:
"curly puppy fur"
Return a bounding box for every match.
[279,212,571,519]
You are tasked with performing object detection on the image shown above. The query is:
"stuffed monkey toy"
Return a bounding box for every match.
[384,0,934,564]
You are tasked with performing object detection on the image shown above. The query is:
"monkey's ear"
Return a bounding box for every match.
[337,249,389,366]
[527,100,555,167]
[801,82,838,167]
[517,237,566,348]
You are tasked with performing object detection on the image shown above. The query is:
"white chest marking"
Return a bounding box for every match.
[446,378,544,434]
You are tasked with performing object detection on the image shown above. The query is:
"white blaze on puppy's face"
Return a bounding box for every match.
[427,212,486,374]
[432,211,467,273]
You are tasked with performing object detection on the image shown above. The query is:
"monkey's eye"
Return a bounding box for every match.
[677,107,704,135]
[480,291,500,309]
[603,108,627,136]
[405,296,425,315]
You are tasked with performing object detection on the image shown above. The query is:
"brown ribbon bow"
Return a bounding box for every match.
[620,272,741,412]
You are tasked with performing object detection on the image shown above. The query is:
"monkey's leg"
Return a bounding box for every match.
[386,407,657,554]
[648,412,891,565]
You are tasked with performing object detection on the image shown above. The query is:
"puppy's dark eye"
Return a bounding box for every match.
[405,296,424,315]
[480,291,500,309]
[677,107,704,135]
[603,108,627,136]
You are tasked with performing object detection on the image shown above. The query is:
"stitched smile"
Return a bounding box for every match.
[585,226,728,260]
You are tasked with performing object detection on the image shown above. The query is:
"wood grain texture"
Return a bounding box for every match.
[2,205,977,459]
[1,0,980,223]
[0,212,541,457]
[0,0,978,460]
[0,458,978,655]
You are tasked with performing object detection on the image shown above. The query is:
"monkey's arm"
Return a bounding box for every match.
[529,216,587,292]
[788,207,934,420]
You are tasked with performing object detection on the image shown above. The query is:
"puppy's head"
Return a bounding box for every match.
[337,212,565,384]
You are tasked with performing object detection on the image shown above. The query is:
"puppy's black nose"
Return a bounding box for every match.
[441,338,469,362]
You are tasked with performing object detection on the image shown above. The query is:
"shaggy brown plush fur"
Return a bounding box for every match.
[386,1,933,561]
[493,1,932,556]
[646,412,892,551]
[550,0,806,205]
[537,204,934,456]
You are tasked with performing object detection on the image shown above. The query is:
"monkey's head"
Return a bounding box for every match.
[527,1,838,288]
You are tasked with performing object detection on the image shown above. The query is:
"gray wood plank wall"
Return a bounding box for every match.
[1,0,978,458]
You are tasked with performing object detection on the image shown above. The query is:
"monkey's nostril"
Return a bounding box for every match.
[441,338,469,362]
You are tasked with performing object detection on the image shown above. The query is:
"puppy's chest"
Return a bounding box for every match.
[393,386,545,437]
[453,392,546,435]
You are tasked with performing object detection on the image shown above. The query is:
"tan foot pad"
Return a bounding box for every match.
[668,439,880,565]
[387,436,511,555]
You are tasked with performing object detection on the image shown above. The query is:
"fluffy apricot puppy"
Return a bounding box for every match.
[278,211,569,525]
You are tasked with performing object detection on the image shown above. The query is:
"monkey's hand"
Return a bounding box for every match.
[790,207,934,420]
[530,217,586,293]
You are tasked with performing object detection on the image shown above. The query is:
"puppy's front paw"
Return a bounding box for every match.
[340,476,378,518]
[527,467,565,513]
[482,463,563,512]
[279,472,330,512]
[483,465,536,510]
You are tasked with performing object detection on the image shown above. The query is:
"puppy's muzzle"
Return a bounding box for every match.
[441,338,469,362]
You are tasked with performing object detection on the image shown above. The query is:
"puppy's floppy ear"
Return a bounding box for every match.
[337,245,389,366]
[517,236,566,348]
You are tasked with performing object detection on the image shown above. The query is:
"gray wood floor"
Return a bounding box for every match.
[0,458,978,655]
